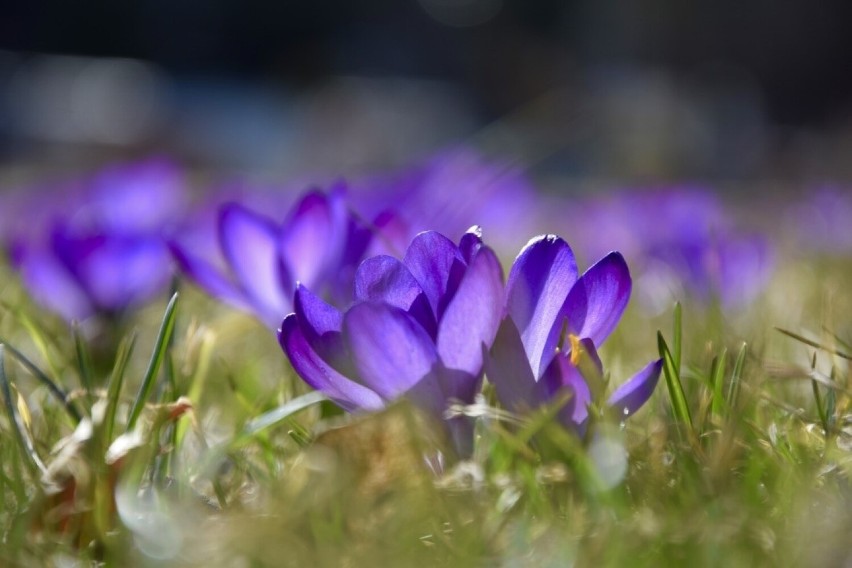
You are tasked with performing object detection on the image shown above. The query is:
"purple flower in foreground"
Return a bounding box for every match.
[279,228,504,456]
[171,184,374,327]
[485,235,661,431]
[5,159,183,321]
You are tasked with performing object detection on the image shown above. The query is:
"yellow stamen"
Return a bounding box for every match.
[568,334,582,366]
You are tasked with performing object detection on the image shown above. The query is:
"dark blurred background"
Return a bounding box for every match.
[2,0,852,182]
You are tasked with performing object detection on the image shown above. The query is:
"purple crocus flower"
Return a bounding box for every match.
[4,158,184,322]
[485,235,661,432]
[170,183,376,328]
[278,228,505,456]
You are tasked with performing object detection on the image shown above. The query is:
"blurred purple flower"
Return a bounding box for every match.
[356,146,541,256]
[4,158,184,321]
[279,228,504,456]
[171,183,379,327]
[485,235,660,431]
[788,186,852,253]
[561,188,773,311]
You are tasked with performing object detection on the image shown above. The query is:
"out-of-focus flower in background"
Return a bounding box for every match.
[560,188,775,313]
[171,183,389,327]
[355,146,541,256]
[787,186,852,254]
[3,158,185,322]
[279,227,504,456]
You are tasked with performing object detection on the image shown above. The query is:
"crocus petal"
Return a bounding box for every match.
[280,191,336,290]
[365,209,410,258]
[219,203,288,319]
[353,255,435,335]
[293,285,346,367]
[538,354,591,428]
[169,242,253,314]
[407,367,478,458]
[80,238,171,311]
[437,246,504,376]
[572,336,604,378]
[607,359,662,419]
[52,229,169,313]
[279,314,384,413]
[485,318,539,412]
[343,302,439,401]
[89,158,186,231]
[563,251,631,346]
[329,214,372,306]
[9,241,93,321]
[506,235,579,377]
[458,226,483,264]
[403,231,467,319]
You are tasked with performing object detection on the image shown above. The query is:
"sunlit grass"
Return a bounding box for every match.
[1,249,851,566]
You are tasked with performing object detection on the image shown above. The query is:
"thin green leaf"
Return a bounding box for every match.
[176,329,215,450]
[513,389,575,447]
[809,351,828,434]
[821,326,852,351]
[17,312,63,381]
[811,381,827,434]
[776,328,852,360]
[127,292,179,432]
[802,365,849,390]
[672,301,682,371]
[104,332,137,443]
[727,342,747,409]
[240,391,328,439]
[657,331,693,430]
[710,348,727,417]
[826,367,837,430]
[72,322,95,405]
[0,339,81,423]
[0,346,47,475]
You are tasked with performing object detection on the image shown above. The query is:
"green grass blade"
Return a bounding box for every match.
[672,301,682,370]
[17,312,64,381]
[821,326,852,351]
[0,339,81,423]
[809,351,828,434]
[0,346,48,475]
[240,390,327,439]
[826,367,837,430]
[776,328,852,360]
[727,342,747,409]
[127,292,179,432]
[710,348,727,417]
[657,331,693,430]
[72,322,95,405]
[811,380,827,434]
[104,332,137,443]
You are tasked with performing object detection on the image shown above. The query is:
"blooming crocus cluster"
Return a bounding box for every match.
[4,159,185,322]
[279,229,661,456]
[279,228,504,456]
[170,182,383,328]
[485,235,661,433]
[559,188,773,312]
